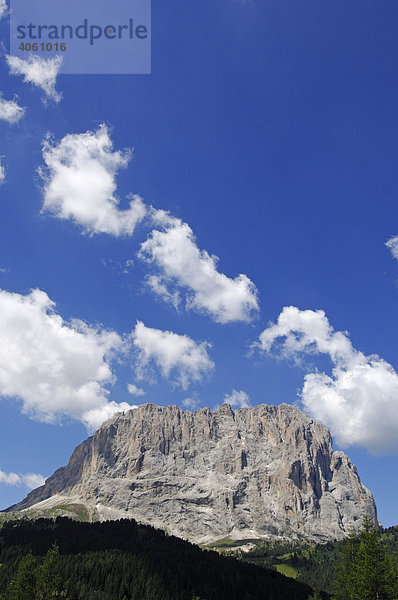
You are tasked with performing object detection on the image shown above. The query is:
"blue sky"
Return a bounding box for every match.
[0,0,397,527]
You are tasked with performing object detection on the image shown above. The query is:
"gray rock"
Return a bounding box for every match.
[8,403,377,544]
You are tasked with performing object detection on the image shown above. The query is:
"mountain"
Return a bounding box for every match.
[7,403,377,544]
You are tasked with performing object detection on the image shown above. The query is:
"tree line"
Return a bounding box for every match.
[0,517,313,600]
[1,515,396,599]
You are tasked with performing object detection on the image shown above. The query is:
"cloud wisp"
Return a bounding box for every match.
[139,210,259,324]
[386,236,398,261]
[0,159,5,183]
[0,288,135,430]
[182,396,201,410]
[0,0,8,21]
[127,383,145,397]
[7,55,63,102]
[132,321,214,389]
[40,125,147,236]
[0,469,46,489]
[0,93,25,123]
[254,306,398,454]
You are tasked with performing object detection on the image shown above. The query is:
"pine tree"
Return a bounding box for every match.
[35,543,65,599]
[8,553,38,600]
[333,517,398,600]
[355,516,396,600]
[308,591,323,600]
[333,527,359,599]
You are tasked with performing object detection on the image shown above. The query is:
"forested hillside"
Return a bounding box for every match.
[0,518,315,600]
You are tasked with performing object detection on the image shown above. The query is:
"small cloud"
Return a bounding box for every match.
[123,259,134,273]
[139,210,259,324]
[182,396,201,410]
[0,0,8,21]
[40,125,147,236]
[7,55,63,102]
[0,469,46,489]
[0,93,25,123]
[0,267,9,273]
[127,383,145,397]
[132,321,214,389]
[386,236,398,260]
[223,389,251,408]
[0,159,5,183]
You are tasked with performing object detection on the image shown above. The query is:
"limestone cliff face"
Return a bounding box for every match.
[9,403,377,543]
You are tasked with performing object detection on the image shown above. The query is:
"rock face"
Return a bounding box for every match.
[9,403,377,544]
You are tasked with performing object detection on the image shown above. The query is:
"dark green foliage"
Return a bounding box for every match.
[241,538,335,595]
[7,553,38,600]
[35,544,65,599]
[333,517,398,600]
[308,592,323,600]
[0,517,314,600]
[4,545,68,600]
[332,529,359,600]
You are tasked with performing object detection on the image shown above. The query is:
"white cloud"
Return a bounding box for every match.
[0,469,46,489]
[82,401,137,430]
[255,306,398,453]
[145,274,181,310]
[182,397,201,410]
[127,383,145,397]
[0,288,134,430]
[7,55,62,102]
[0,93,25,123]
[256,306,353,364]
[40,125,147,236]
[132,321,214,389]
[223,389,251,408]
[0,0,8,21]
[0,159,5,183]
[139,211,259,323]
[386,236,398,260]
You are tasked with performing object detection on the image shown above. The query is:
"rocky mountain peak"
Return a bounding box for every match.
[8,403,377,544]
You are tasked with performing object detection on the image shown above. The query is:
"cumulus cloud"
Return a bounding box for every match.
[386,236,398,260]
[139,211,259,323]
[132,321,214,389]
[0,469,46,489]
[7,55,62,102]
[0,159,5,183]
[0,0,8,21]
[0,93,25,123]
[223,389,251,408]
[40,125,147,236]
[0,288,134,430]
[254,306,398,453]
[127,383,145,397]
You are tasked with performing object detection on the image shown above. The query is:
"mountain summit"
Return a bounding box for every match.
[8,403,377,543]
